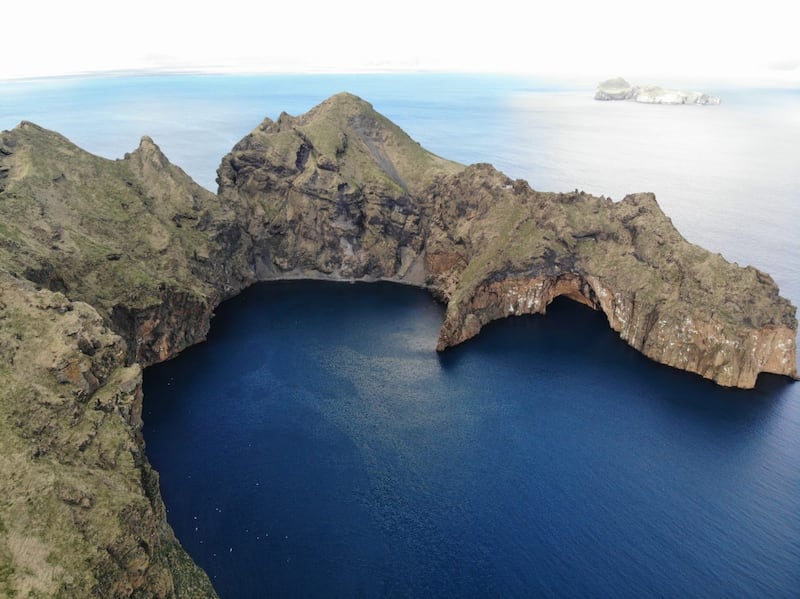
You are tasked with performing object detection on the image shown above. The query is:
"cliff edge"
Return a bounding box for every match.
[0,122,234,597]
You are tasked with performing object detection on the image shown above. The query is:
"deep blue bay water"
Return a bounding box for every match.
[2,74,799,597]
[143,281,800,597]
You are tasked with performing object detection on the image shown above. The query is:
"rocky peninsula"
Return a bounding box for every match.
[595,77,721,104]
[0,93,795,596]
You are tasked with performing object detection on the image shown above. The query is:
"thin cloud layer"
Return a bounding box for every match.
[4,0,798,84]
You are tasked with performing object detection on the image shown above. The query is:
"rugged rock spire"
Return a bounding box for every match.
[217,91,462,281]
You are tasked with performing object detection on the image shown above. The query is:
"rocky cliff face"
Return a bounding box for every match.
[0,123,253,366]
[0,92,796,596]
[218,102,796,388]
[0,123,234,596]
[0,272,217,597]
[217,93,462,282]
[421,167,796,387]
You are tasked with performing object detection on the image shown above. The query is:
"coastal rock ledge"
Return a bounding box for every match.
[0,93,796,596]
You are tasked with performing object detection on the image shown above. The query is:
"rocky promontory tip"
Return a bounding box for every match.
[595,78,721,105]
[0,92,795,595]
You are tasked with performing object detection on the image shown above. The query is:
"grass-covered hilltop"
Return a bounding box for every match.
[0,92,797,596]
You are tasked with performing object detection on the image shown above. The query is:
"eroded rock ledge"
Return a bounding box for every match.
[0,93,796,596]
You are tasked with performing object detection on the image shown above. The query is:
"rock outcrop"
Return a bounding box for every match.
[595,77,721,105]
[0,123,233,597]
[219,94,795,388]
[217,92,462,282]
[0,92,795,595]
[423,169,794,386]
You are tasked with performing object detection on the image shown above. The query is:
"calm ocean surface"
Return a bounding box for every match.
[2,74,798,597]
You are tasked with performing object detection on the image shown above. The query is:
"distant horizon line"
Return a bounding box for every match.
[0,66,796,89]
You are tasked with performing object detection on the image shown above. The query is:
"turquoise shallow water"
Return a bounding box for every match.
[2,74,798,597]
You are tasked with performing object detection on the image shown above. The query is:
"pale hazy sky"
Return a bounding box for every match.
[4,1,798,84]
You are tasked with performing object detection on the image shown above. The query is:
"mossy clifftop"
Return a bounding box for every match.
[0,123,237,597]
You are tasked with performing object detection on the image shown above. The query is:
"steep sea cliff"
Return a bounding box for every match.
[218,93,795,387]
[0,92,796,596]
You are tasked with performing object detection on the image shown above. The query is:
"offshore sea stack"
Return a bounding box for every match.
[595,77,721,105]
[0,93,796,596]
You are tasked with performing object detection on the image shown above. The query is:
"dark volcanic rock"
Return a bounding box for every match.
[217,92,462,282]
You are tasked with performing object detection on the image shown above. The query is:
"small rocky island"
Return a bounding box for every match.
[595,77,721,104]
[0,93,794,596]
